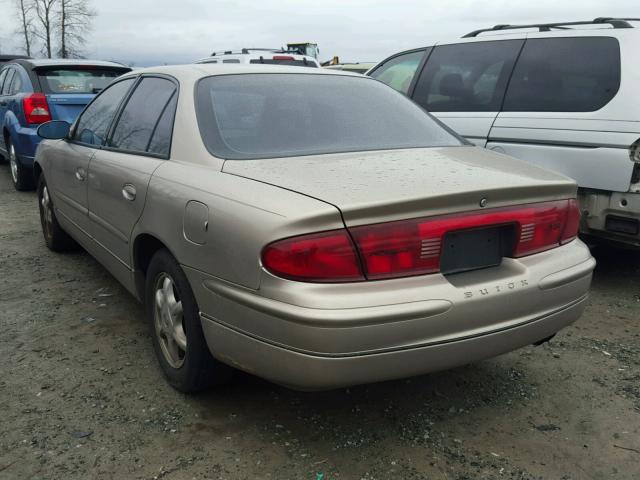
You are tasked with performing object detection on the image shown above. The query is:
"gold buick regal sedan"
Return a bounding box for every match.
[33,65,595,392]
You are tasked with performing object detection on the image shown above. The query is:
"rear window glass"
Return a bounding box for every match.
[502,37,620,112]
[249,59,317,67]
[37,68,128,94]
[195,73,463,160]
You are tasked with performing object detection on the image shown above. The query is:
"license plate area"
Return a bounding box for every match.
[440,225,516,276]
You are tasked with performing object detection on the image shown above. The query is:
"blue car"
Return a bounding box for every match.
[0,59,131,190]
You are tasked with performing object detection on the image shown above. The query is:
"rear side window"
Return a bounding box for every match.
[37,68,129,94]
[9,71,23,94]
[0,69,8,93]
[109,77,177,155]
[73,78,135,146]
[1,69,15,95]
[412,40,523,112]
[369,50,426,94]
[502,37,620,112]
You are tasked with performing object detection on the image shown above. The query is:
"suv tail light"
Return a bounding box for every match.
[262,199,581,283]
[23,93,52,124]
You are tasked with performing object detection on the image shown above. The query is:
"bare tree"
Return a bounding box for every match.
[58,0,94,58]
[15,0,35,56]
[33,0,56,58]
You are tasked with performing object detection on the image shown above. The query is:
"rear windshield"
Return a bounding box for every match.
[249,59,317,67]
[37,68,129,94]
[196,74,463,160]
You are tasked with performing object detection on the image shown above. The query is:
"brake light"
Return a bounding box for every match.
[560,198,581,245]
[23,93,52,124]
[273,55,295,61]
[261,230,365,282]
[262,200,579,283]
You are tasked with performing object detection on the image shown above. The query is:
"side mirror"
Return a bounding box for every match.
[37,120,71,140]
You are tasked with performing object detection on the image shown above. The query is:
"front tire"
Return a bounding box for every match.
[8,138,34,191]
[145,249,232,392]
[37,175,78,251]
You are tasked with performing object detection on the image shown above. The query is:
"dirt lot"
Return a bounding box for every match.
[0,165,639,480]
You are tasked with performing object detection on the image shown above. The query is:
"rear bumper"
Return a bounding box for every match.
[579,189,640,248]
[187,240,595,389]
[201,295,588,390]
[12,124,39,167]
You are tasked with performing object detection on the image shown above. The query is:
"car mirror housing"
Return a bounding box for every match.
[37,120,71,140]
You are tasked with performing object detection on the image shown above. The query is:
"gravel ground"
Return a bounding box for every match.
[1,165,639,480]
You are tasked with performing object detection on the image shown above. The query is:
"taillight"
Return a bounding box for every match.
[261,230,365,282]
[262,200,580,283]
[23,93,52,124]
[560,198,581,245]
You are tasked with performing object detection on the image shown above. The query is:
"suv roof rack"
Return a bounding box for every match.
[210,48,281,56]
[463,17,640,38]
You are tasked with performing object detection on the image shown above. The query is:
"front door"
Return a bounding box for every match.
[410,39,524,147]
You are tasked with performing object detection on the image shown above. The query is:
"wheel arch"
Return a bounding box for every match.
[132,232,180,301]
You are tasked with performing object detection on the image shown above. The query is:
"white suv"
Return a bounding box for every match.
[368,18,640,248]
[195,48,319,68]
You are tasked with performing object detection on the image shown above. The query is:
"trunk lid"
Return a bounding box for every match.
[222,146,577,226]
[45,93,94,124]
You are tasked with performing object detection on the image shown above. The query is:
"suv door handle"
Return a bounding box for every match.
[75,167,86,181]
[122,184,136,201]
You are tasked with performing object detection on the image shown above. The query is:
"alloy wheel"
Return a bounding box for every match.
[153,273,187,368]
[9,142,18,184]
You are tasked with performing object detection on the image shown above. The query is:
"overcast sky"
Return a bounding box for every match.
[0,0,637,65]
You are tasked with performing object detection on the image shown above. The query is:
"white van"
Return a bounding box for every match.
[368,18,640,247]
[195,48,319,68]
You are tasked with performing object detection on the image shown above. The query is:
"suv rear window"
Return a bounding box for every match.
[37,68,129,94]
[196,74,463,160]
[502,37,620,112]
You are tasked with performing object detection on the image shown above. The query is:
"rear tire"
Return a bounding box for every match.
[8,138,34,191]
[37,175,78,252]
[145,249,232,393]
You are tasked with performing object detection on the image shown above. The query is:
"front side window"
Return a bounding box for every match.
[109,77,177,155]
[37,68,130,94]
[369,50,427,94]
[73,78,135,146]
[502,37,620,112]
[412,40,523,112]
[196,73,463,160]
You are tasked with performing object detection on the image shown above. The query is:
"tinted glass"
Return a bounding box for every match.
[9,72,22,94]
[37,68,129,94]
[222,59,240,64]
[0,69,8,93]
[412,40,523,112]
[147,94,178,156]
[196,74,463,160]
[503,37,620,112]
[1,70,15,95]
[369,50,426,94]
[109,77,176,153]
[73,78,134,146]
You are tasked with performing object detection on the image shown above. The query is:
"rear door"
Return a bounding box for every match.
[88,75,178,267]
[488,35,635,192]
[34,66,131,123]
[410,39,524,146]
[50,78,136,238]
[0,68,15,153]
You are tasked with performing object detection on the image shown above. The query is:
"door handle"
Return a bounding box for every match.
[122,184,136,201]
[75,167,86,181]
